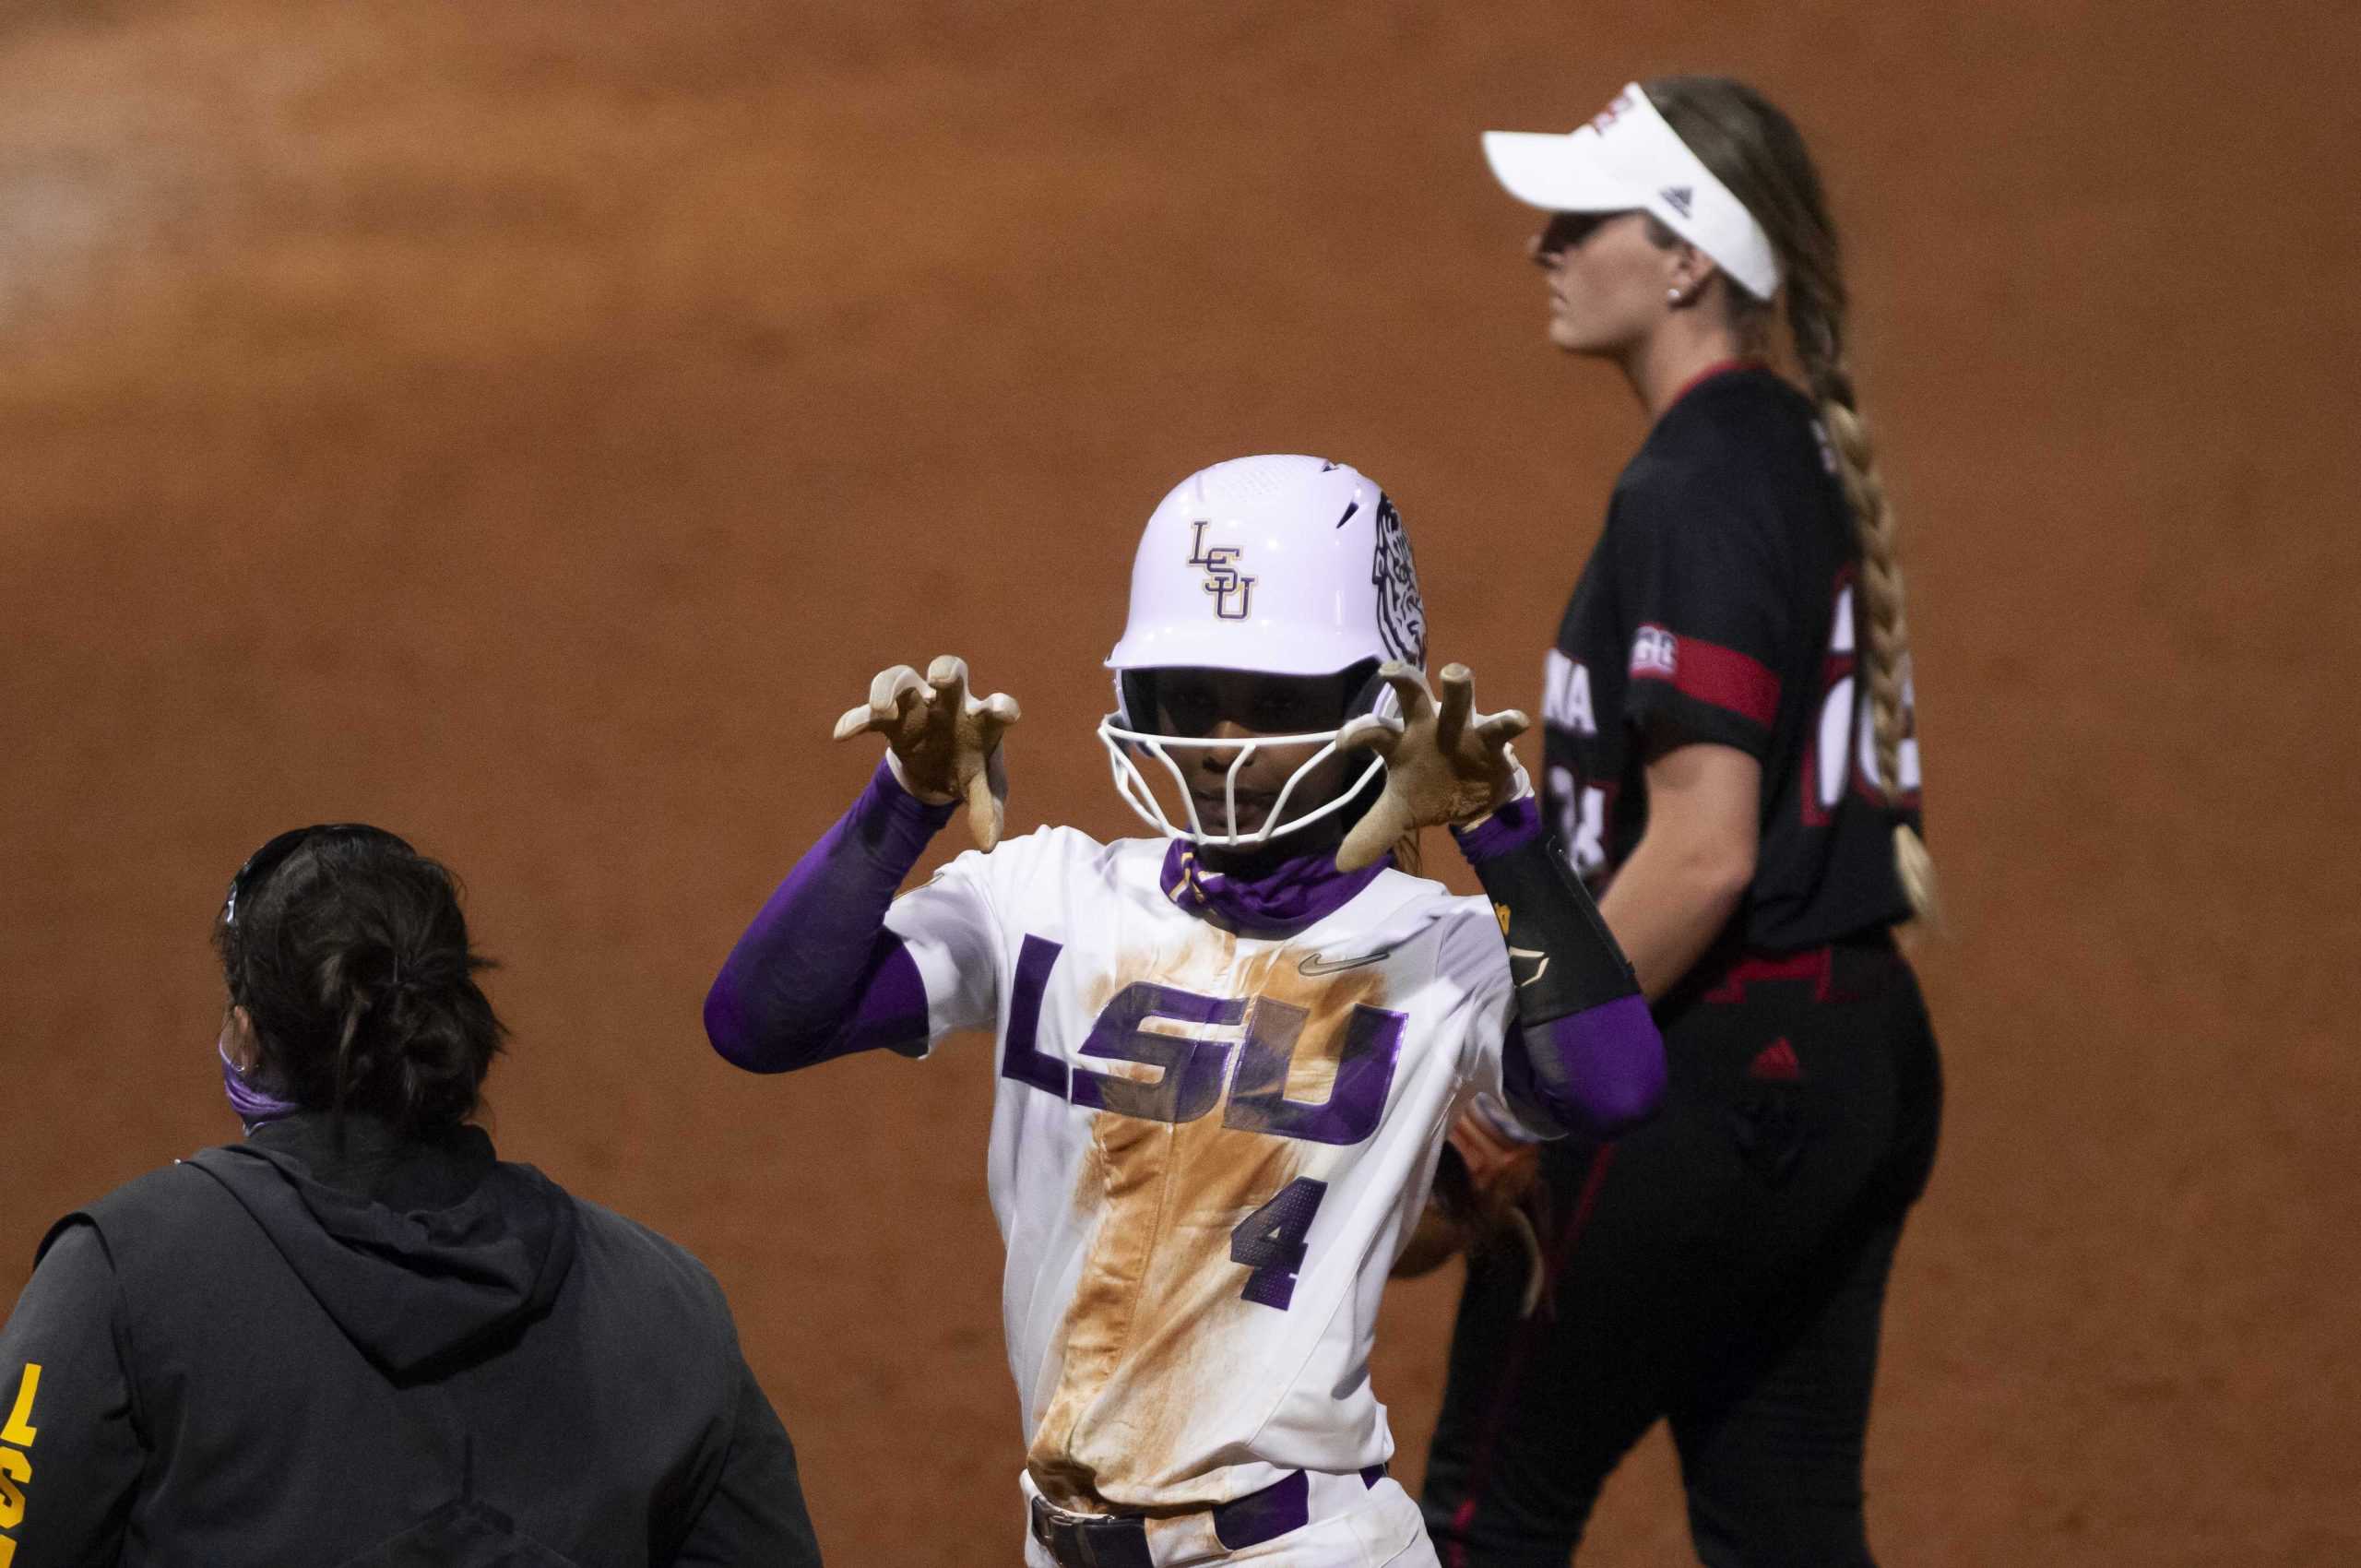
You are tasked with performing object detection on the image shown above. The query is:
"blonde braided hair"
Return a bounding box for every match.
[1646,76,1940,923]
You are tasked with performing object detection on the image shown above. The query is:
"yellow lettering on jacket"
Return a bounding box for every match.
[0,1445,27,1528]
[0,1363,47,1553]
[0,1367,34,1449]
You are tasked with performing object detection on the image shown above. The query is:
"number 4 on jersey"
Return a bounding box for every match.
[1230,1178,1327,1310]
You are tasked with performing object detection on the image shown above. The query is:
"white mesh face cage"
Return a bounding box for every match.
[1097,454,1426,848]
[1096,677,1406,848]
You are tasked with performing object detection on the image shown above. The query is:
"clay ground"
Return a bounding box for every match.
[4,2,2357,1562]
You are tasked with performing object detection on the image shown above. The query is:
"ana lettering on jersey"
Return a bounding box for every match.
[1542,648,1596,737]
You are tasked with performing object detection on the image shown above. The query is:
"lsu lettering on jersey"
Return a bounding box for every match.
[883,826,1523,1512]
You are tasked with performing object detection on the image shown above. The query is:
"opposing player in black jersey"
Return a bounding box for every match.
[1410,79,1943,1567]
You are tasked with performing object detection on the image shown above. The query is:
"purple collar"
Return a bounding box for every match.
[1159,839,1388,937]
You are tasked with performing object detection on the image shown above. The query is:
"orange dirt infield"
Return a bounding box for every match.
[4,4,2356,1563]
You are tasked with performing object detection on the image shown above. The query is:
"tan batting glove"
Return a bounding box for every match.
[833,655,1021,851]
[1334,661,1530,873]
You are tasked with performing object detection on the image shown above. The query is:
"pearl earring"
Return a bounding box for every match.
[1667,287,1685,306]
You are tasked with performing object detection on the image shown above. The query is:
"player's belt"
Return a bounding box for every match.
[1027,1466,1387,1567]
[1690,930,1904,1009]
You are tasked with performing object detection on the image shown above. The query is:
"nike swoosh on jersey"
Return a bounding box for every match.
[1298,947,1394,977]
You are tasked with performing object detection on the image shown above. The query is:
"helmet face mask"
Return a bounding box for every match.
[1097,719,1385,849]
[1099,454,1427,849]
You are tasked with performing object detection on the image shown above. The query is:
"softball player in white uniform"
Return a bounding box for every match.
[706,455,1667,1566]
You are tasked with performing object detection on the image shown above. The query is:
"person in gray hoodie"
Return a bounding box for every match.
[0,823,823,1566]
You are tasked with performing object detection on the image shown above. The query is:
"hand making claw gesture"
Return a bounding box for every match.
[833,654,1021,850]
[1334,661,1530,873]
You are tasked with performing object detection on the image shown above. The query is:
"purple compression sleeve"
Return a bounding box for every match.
[704,761,955,1073]
[1455,795,1667,1138]
[1502,996,1667,1139]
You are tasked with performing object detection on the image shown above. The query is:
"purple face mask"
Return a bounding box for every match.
[219,1039,303,1128]
[1160,839,1389,936]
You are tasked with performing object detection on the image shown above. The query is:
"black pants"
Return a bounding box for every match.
[1420,936,1942,1568]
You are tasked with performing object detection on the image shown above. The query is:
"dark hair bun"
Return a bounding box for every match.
[216,829,504,1133]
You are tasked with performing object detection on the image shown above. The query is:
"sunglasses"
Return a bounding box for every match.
[1535,209,1623,255]
[223,823,412,929]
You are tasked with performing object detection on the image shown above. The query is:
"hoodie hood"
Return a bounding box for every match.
[186,1116,579,1378]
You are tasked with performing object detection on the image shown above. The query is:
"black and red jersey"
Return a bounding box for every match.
[1538,363,1922,952]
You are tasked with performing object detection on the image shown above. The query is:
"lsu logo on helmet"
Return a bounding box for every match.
[1187,521,1256,621]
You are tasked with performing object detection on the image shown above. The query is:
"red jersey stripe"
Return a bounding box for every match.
[1630,626,1782,728]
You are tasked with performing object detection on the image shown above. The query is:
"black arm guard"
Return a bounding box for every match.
[1463,826,1642,1024]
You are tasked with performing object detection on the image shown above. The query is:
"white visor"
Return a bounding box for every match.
[1482,83,1781,301]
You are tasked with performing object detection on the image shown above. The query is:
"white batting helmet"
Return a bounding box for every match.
[1098,453,1428,847]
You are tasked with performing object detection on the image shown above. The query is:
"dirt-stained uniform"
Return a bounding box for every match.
[1419,364,1943,1568]
[706,455,1669,1568]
